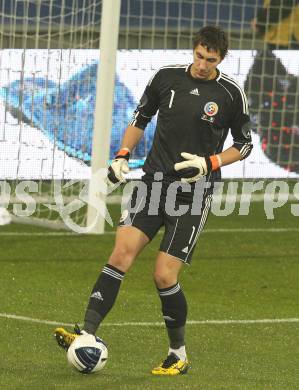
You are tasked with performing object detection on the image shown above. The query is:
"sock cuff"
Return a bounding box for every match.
[158,282,181,297]
[102,264,125,281]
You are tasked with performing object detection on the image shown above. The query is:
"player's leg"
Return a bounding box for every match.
[151,193,213,375]
[55,225,149,349]
[83,225,149,334]
[82,178,162,335]
[151,251,189,375]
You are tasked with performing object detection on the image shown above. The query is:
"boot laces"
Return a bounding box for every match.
[161,353,179,368]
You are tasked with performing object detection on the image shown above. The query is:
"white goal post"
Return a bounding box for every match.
[87,0,121,234]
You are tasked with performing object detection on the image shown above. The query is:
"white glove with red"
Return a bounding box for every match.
[107,148,130,186]
[174,152,221,183]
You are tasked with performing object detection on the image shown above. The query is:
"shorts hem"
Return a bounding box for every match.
[118,223,154,242]
[159,250,191,265]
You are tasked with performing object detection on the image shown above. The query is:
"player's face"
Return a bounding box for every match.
[191,44,222,80]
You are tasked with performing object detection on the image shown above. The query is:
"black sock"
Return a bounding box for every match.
[83,264,125,334]
[157,283,187,349]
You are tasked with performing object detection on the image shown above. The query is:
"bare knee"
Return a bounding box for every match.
[153,269,178,289]
[108,246,136,273]
[154,254,182,289]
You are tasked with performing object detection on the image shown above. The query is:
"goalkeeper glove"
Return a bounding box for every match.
[174,152,221,183]
[107,148,130,186]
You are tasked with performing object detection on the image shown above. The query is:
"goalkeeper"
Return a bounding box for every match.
[54,26,253,375]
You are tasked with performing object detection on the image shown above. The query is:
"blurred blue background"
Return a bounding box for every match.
[0,60,156,165]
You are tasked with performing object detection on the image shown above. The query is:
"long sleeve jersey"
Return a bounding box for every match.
[130,64,253,181]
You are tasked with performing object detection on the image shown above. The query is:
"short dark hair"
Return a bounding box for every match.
[193,26,228,59]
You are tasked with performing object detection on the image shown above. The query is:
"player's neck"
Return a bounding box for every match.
[207,69,218,80]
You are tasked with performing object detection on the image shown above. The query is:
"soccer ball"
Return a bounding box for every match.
[67,334,108,374]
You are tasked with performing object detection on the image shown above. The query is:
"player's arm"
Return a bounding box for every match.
[174,141,252,184]
[107,70,161,186]
[175,87,253,183]
[216,146,242,166]
[174,141,251,183]
[120,125,144,151]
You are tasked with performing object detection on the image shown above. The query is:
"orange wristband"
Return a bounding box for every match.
[210,155,221,171]
[116,148,130,157]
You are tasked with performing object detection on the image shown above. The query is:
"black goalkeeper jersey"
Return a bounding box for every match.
[130,64,253,181]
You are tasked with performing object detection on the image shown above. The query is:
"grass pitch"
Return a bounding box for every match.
[0,202,298,389]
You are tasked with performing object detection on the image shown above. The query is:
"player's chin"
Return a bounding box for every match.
[194,71,208,79]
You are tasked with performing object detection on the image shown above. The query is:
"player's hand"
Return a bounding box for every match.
[107,148,130,186]
[174,152,212,183]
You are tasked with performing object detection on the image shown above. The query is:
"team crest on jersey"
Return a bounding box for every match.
[201,101,218,123]
[204,102,218,116]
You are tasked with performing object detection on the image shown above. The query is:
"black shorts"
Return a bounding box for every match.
[119,175,213,264]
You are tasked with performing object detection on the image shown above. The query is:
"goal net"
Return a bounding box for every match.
[0,0,104,230]
[0,0,298,231]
